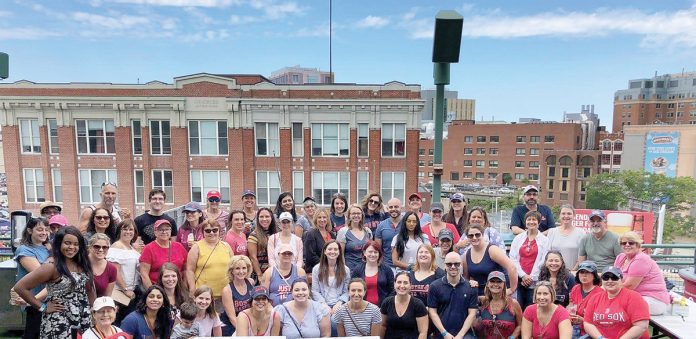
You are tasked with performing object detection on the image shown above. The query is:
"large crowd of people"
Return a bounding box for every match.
[11,183,670,339]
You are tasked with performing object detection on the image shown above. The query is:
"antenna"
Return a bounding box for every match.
[329,0,333,83]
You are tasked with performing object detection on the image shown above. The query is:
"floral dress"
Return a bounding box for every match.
[41,272,91,338]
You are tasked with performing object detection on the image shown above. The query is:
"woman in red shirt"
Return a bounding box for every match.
[567,261,603,338]
[139,219,187,287]
[521,281,572,339]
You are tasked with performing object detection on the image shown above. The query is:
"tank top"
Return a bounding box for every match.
[231,280,255,314]
[474,302,517,338]
[194,240,232,297]
[466,244,504,296]
[242,310,276,336]
[269,265,299,306]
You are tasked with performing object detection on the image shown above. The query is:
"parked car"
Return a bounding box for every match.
[498,187,515,194]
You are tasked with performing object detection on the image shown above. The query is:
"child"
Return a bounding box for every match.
[193,285,223,336]
[172,302,200,339]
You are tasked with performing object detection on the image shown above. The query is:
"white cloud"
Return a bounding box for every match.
[355,15,389,29]
[249,0,303,19]
[293,23,330,37]
[182,28,230,41]
[0,10,11,17]
[184,7,215,24]
[229,14,259,25]
[161,17,177,30]
[72,11,150,30]
[107,0,242,7]
[0,27,62,40]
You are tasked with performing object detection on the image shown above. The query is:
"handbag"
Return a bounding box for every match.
[110,288,132,306]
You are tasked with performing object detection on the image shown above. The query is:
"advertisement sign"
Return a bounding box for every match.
[574,209,654,244]
[644,132,680,177]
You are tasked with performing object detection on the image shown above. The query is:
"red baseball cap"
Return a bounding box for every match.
[408,193,422,201]
[207,190,221,199]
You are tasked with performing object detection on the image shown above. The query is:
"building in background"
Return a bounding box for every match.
[269,65,333,84]
[598,131,624,174]
[564,104,600,150]
[621,124,696,179]
[613,71,696,132]
[0,74,423,224]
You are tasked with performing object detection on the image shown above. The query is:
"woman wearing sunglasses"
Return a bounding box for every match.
[267,212,304,269]
[176,202,206,251]
[88,233,118,298]
[583,266,650,339]
[203,190,230,235]
[186,219,232,311]
[85,207,118,244]
[613,231,670,315]
[462,224,518,297]
[361,192,388,234]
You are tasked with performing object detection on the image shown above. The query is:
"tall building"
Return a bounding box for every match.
[269,66,333,84]
[0,74,423,224]
[564,104,600,150]
[613,71,696,132]
[420,89,475,122]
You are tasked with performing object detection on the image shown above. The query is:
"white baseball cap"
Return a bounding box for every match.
[92,296,116,311]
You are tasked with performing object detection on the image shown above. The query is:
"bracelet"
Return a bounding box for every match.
[440,330,449,337]
[39,302,47,312]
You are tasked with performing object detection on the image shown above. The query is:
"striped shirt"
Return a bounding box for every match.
[332,302,382,336]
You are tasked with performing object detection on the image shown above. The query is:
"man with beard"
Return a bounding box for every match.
[428,252,478,339]
[374,198,403,267]
[510,185,555,235]
[578,210,622,271]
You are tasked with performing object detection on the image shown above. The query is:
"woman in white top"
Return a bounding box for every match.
[391,211,429,272]
[547,204,584,270]
[81,297,127,339]
[267,212,304,269]
[332,278,383,336]
[510,210,550,310]
[106,219,141,325]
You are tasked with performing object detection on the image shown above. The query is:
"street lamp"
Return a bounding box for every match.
[0,52,8,79]
[431,10,463,203]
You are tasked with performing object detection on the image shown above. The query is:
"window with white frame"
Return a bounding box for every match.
[191,170,230,203]
[78,169,117,203]
[292,122,303,157]
[152,169,173,203]
[357,171,369,203]
[312,171,349,205]
[132,120,143,155]
[23,169,44,203]
[51,168,62,202]
[293,171,304,201]
[381,123,406,157]
[76,119,115,154]
[255,122,279,156]
[150,120,171,155]
[189,120,228,155]
[134,170,145,204]
[20,119,41,153]
[357,123,369,157]
[312,123,349,156]
[47,119,59,154]
[381,172,405,202]
[256,171,281,206]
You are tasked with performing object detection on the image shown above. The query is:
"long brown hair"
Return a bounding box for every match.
[253,207,278,250]
[317,240,347,286]
[158,262,188,307]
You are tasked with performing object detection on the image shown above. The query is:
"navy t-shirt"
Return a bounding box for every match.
[427,277,478,335]
[510,204,556,233]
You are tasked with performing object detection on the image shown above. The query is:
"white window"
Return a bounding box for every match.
[381,123,406,157]
[293,171,304,201]
[516,148,526,156]
[79,169,117,203]
[51,168,62,203]
[76,119,115,154]
[312,171,349,205]
[357,123,369,157]
[311,123,349,156]
[515,173,524,180]
[47,119,59,154]
[256,171,281,206]
[188,120,228,155]
[20,119,41,153]
[134,170,145,204]
[381,172,405,202]
[530,148,540,156]
[152,170,173,203]
[255,122,280,156]
[357,171,369,203]
[292,122,303,157]
[150,120,171,155]
[132,120,143,155]
[191,170,230,203]
[23,169,44,203]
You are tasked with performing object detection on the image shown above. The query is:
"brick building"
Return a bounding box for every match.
[540,149,599,208]
[599,131,624,173]
[0,73,423,224]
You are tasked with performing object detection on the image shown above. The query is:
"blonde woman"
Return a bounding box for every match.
[303,208,335,273]
[186,219,232,313]
[337,205,372,271]
[220,255,255,335]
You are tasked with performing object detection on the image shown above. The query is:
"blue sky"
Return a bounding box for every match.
[2,0,696,130]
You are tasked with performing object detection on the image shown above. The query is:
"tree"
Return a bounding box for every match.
[502,173,512,186]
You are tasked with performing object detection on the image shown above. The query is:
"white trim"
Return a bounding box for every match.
[149,120,172,155]
[255,122,280,157]
[78,169,118,204]
[75,119,116,155]
[311,123,349,157]
[255,171,281,206]
[190,170,230,204]
[312,171,349,205]
[19,119,41,154]
[381,123,406,158]
[23,168,44,203]
[188,120,228,156]
[151,169,174,204]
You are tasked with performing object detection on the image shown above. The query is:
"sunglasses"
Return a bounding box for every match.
[444,262,461,268]
[601,274,620,281]
[156,227,171,232]
[369,199,381,204]
[94,215,110,221]
[92,245,109,252]
[101,181,118,188]
[208,198,221,203]
[204,228,219,234]
[620,241,636,246]
[280,251,294,256]
[467,233,483,239]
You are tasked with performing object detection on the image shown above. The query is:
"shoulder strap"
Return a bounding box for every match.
[346,305,370,336]
[195,240,220,283]
[282,304,304,337]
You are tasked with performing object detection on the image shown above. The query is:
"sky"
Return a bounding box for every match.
[3,0,696,130]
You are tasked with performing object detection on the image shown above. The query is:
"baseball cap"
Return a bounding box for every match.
[39,201,62,213]
[408,193,422,201]
[589,209,606,221]
[207,190,221,199]
[276,243,295,256]
[522,185,539,194]
[92,296,116,311]
[430,202,445,212]
[303,196,316,204]
[183,202,202,212]
[601,266,623,279]
[48,214,69,227]
[577,261,597,273]
[251,286,269,299]
[438,229,454,241]
[487,271,507,283]
[153,219,172,230]
[278,212,293,222]
[241,189,256,198]
[449,193,465,202]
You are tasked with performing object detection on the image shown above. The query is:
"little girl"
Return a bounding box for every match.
[194,285,223,336]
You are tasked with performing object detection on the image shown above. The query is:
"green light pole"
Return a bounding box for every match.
[431,10,463,203]
[0,52,8,80]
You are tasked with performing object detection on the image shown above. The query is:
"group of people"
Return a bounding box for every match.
[10,183,671,339]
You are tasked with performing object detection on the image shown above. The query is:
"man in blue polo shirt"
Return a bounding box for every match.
[428,252,478,339]
[510,185,556,235]
[374,197,402,267]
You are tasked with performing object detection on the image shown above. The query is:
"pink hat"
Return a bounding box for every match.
[48,214,69,227]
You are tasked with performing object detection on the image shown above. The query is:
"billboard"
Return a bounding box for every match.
[574,209,655,244]
[644,132,680,177]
